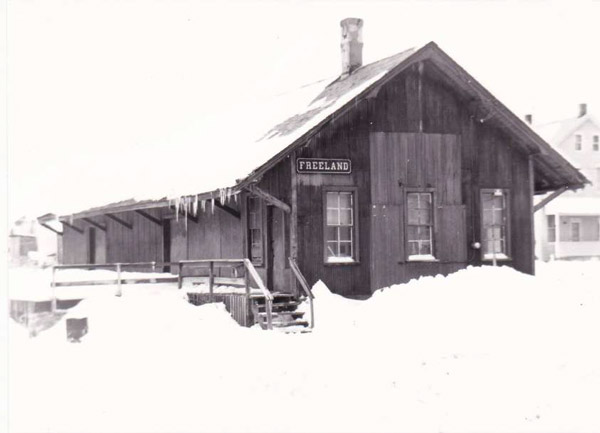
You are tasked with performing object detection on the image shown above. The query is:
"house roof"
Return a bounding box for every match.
[534,114,599,147]
[544,196,600,216]
[52,42,588,220]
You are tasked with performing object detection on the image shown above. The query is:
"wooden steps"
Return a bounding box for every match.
[251,292,310,332]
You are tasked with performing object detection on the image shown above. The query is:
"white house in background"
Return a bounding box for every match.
[8,216,59,266]
[532,103,600,261]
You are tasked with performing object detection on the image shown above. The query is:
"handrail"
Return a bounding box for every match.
[288,257,314,329]
[51,258,274,329]
[243,259,273,330]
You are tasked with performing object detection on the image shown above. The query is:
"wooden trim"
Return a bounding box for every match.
[245,184,291,214]
[83,217,107,232]
[106,214,133,230]
[246,195,264,267]
[61,221,84,234]
[40,223,63,236]
[135,210,162,226]
[290,152,298,262]
[322,186,360,265]
[533,186,568,213]
[214,201,241,219]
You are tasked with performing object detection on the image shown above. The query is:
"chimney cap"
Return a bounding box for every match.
[579,103,587,118]
[524,114,533,125]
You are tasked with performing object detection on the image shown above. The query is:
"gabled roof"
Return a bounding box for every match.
[534,113,599,147]
[56,42,588,219]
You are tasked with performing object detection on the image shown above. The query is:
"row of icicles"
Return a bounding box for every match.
[170,187,238,229]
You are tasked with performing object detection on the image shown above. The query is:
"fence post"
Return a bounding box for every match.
[115,263,122,297]
[178,262,183,289]
[266,298,273,330]
[208,261,214,302]
[51,266,57,313]
[244,263,251,326]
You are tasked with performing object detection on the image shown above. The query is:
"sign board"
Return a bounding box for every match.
[296,158,351,174]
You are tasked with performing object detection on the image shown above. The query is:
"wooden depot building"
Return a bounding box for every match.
[42,18,587,303]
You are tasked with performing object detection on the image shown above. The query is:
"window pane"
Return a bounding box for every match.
[339,193,352,209]
[420,241,432,255]
[326,241,338,257]
[339,242,352,257]
[339,209,352,225]
[418,226,431,241]
[483,209,493,225]
[326,226,337,242]
[326,192,338,208]
[418,209,431,225]
[408,241,419,256]
[493,209,504,224]
[408,209,419,225]
[493,195,504,209]
[327,209,339,225]
[339,226,352,241]
[421,193,432,208]
[482,193,493,209]
[407,226,418,241]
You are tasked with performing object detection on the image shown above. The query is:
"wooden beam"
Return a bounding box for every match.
[83,217,107,232]
[106,214,133,230]
[135,209,162,226]
[245,184,291,214]
[40,223,63,236]
[214,201,241,219]
[534,186,569,213]
[61,221,84,234]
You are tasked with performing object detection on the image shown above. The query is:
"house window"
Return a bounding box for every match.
[547,215,556,242]
[575,134,583,151]
[593,135,599,151]
[571,219,581,242]
[481,189,509,260]
[325,190,356,263]
[406,191,435,260]
[248,197,263,265]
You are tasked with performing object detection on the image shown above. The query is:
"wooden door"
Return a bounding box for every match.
[267,206,288,293]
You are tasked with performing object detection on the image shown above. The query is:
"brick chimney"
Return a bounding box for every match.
[579,103,587,118]
[340,18,363,78]
[524,114,533,125]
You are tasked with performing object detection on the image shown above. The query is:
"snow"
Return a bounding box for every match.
[407,254,437,262]
[326,256,356,263]
[483,252,510,260]
[7,261,600,432]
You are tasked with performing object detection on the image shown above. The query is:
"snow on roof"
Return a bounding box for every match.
[54,47,417,217]
[534,114,598,146]
[544,196,600,215]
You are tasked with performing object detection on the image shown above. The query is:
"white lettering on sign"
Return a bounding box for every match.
[296,158,352,174]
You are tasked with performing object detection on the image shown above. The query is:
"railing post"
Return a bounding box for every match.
[208,261,214,302]
[244,264,251,326]
[51,266,57,313]
[266,298,273,330]
[115,263,122,297]
[178,262,183,289]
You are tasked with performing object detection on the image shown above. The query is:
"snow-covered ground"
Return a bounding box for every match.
[7,261,600,433]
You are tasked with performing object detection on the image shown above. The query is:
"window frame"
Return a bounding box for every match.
[547,215,556,243]
[322,186,360,265]
[246,195,264,267]
[480,188,511,261]
[570,218,582,242]
[593,135,599,151]
[575,134,583,151]
[403,187,437,262]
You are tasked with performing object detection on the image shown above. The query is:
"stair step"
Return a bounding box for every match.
[257,301,301,312]
[272,320,309,328]
[250,293,296,301]
[257,311,304,319]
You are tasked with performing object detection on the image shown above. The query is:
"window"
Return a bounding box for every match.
[325,190,356,263]
[570,219,581,242]
[547,215,556,242]
[406,191,435,260]
[247,197,263,265]
[575,134,583,151]
[481,189,509,260]
[593,135,599,151]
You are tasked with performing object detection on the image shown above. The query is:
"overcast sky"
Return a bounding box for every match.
[6,0,600,221]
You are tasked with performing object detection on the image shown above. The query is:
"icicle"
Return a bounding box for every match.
[234,192,238,204]
[192,195,198,216]
[211,198,215,215]
[201,199,206,213]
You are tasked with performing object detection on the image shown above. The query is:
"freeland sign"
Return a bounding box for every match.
[296,158,352,174]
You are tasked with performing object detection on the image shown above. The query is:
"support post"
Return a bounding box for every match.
[266,298,273,330]
[208,261,214,302]
[115,263,122,297]
[51,266,57,313]
[290,151,299,295]
[178,262,183,289]
[244,266,251,326]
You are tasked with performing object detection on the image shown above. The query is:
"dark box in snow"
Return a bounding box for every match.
[66,318,88,342]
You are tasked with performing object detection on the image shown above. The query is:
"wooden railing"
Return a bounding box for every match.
[51,259,274,329]
[289,257,314,329]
